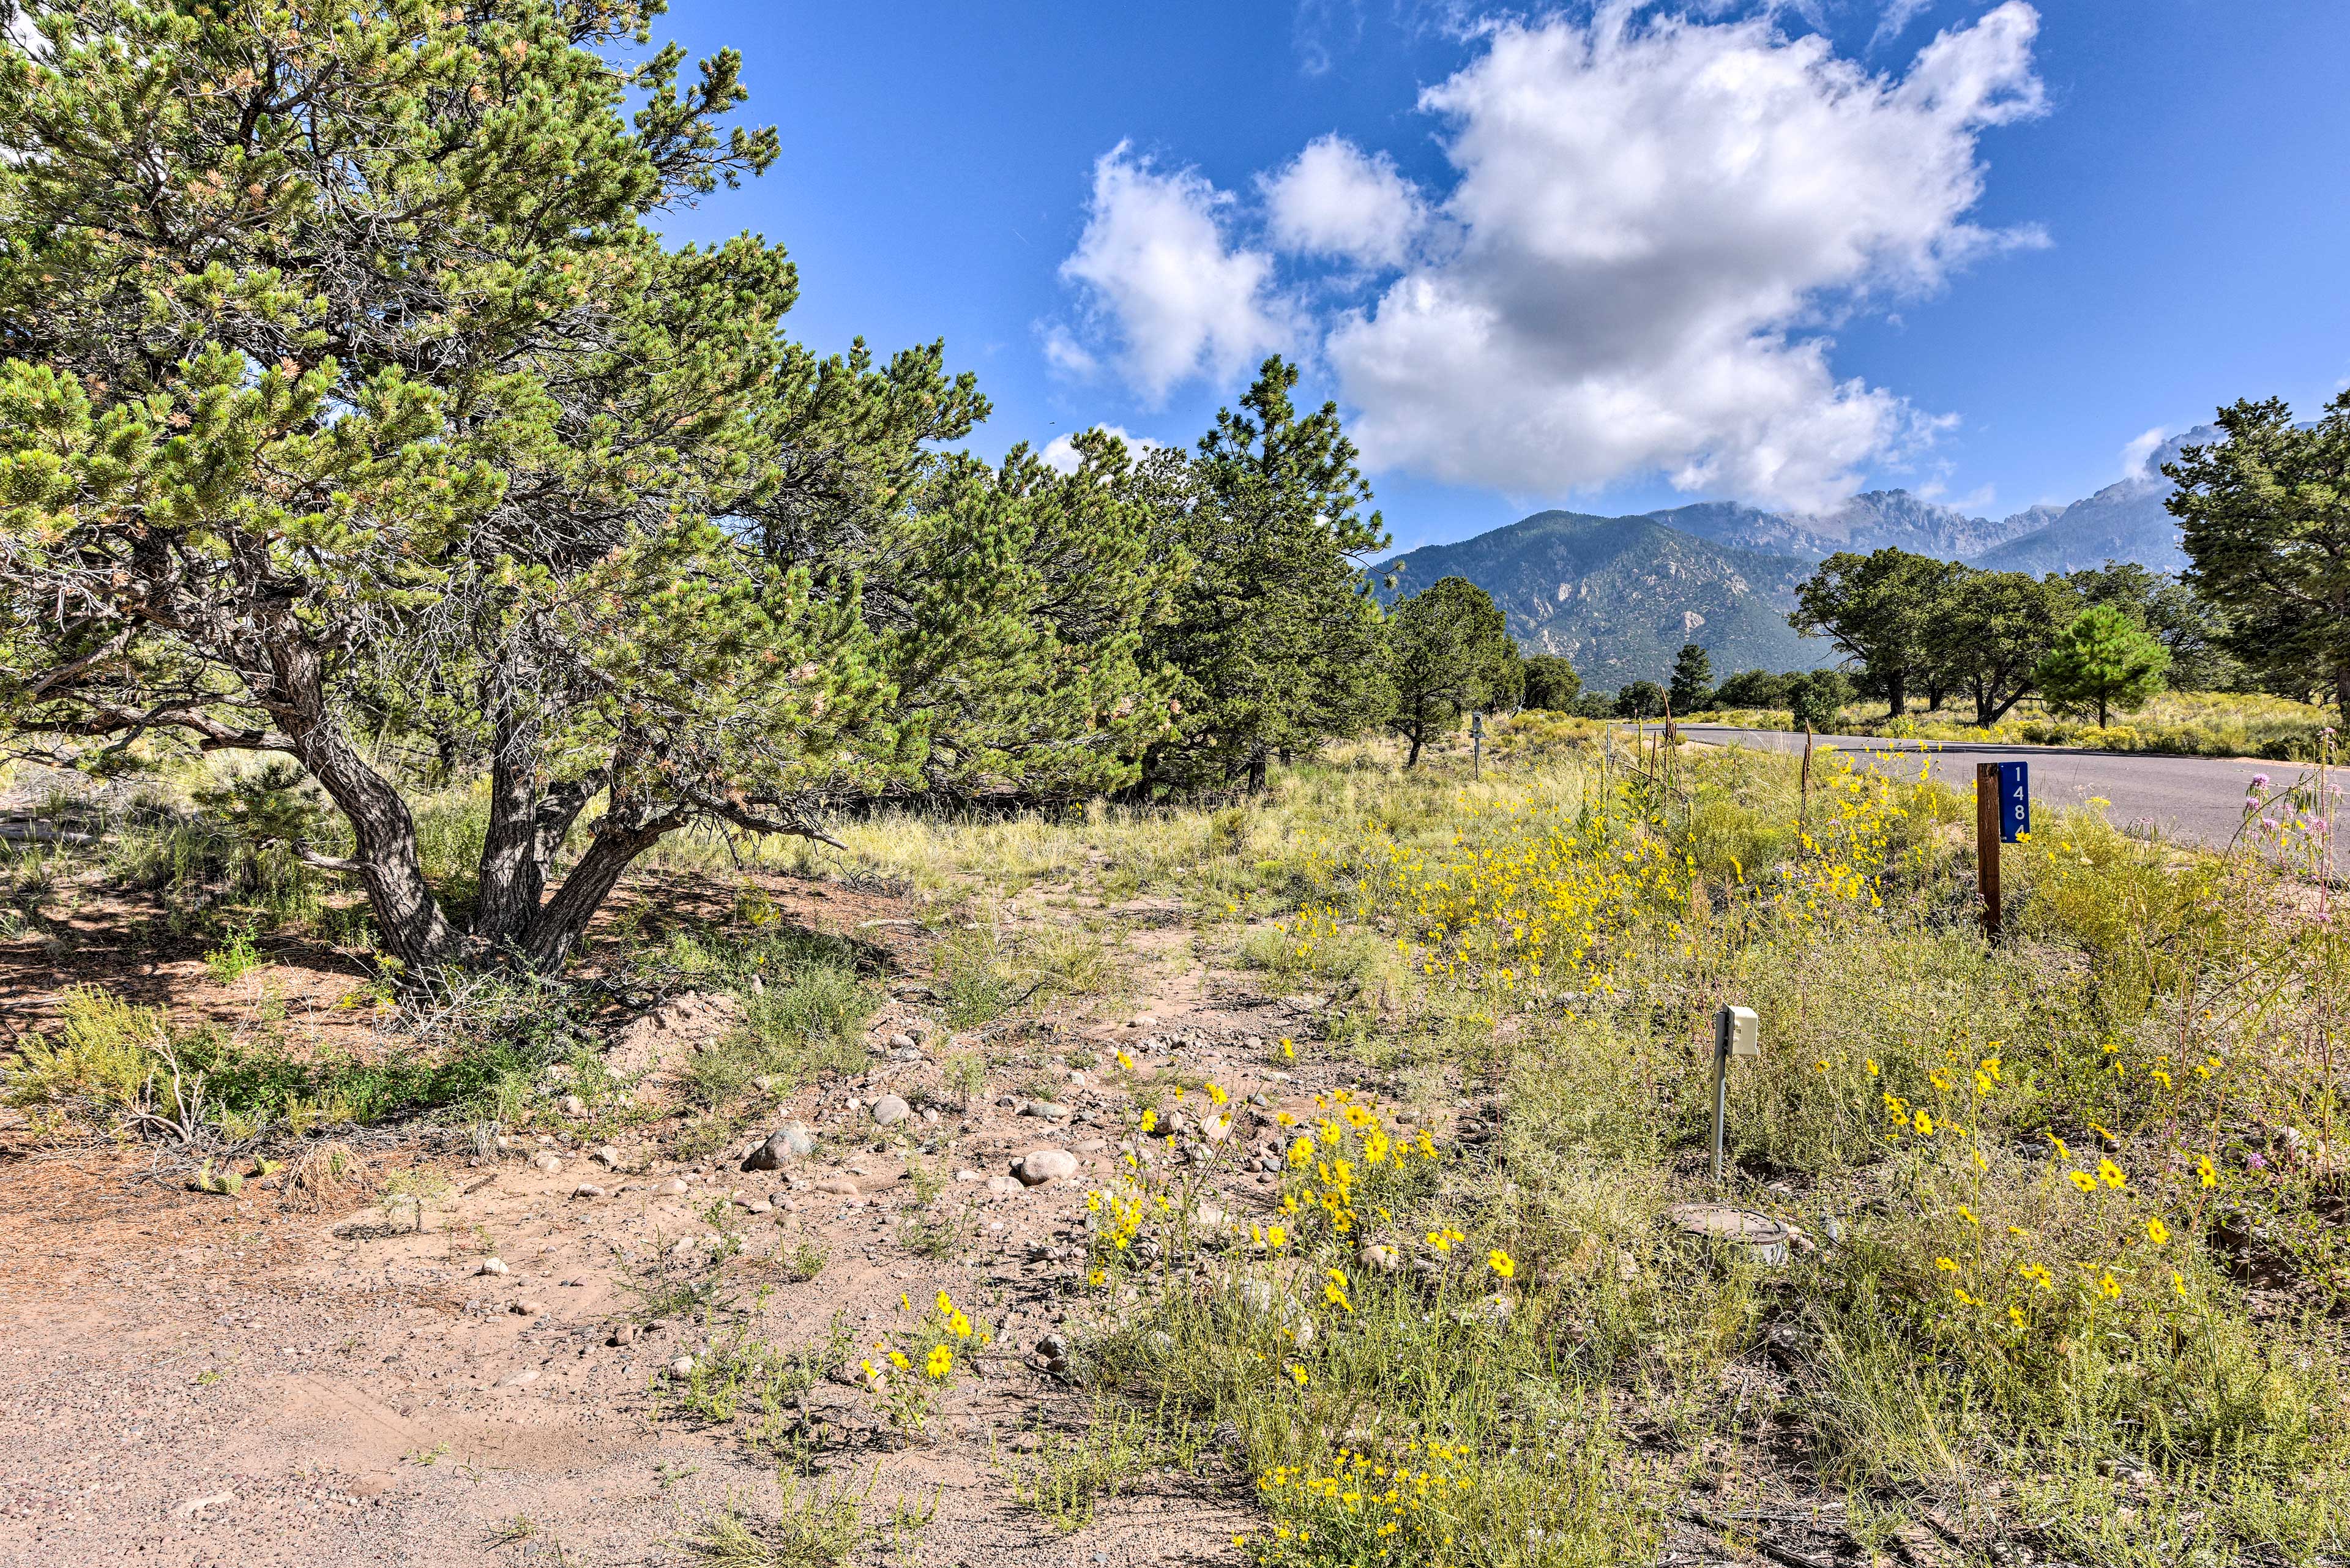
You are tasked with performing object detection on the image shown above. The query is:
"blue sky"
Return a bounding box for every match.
[652,1,2350,554]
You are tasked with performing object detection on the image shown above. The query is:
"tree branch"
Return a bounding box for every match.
[682,785,848,849]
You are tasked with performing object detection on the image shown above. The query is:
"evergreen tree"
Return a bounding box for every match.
[1791,549,1959,717]
[1381,577,1516,767]
[1141,357,1389,792]
[1614,681,1666,720]
[2166,394,2350,713]
[2035,605,2169,728]
[1788,672,1846,733]
[0,2,1170,975]
[1924,569,2073,726]
[1714,670,1788,709]
[1520,655,1583,712]
[1666,644,1714,714]
[2064,562,2241,693]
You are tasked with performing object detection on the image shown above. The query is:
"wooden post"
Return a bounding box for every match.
[1976,761,2002,939]
[1799,723,1813,833]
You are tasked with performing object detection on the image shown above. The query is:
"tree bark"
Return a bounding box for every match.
[1406,727,1423,769]
[474,695,543,949]
[1983,680,2031,726]
[252,602,453,973]
[523,805,676,971]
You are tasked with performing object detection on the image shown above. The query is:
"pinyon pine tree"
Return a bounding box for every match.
[0,1,1171,976]
[1520,655,1581,712]
[1791,549,1959,717]
[1382,577,1518,767]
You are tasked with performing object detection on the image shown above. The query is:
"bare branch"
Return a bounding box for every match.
[294,846,368,875]
[22,625,136,698]
[679,783,846,849]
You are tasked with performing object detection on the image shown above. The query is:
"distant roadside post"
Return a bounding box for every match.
[1470,711,1484,781]
[1800,724,1814,832]
[1710,1004,1761,1185]
[1975,761,2030,938]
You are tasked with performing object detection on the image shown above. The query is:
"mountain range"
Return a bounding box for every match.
[1372,427,2212,689]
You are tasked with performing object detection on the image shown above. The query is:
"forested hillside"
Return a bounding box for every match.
[1372,510,1829,689]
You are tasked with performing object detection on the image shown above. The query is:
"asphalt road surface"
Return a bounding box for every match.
[1674,725,2340,870]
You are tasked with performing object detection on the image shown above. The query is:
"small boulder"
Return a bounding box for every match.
[742,1122,816,1171]
[986,1174,1026,1196]
[654,1176,690,1197]
[592,1145,622,1169]
[529,1152,564,1173]
[477,1258,509,1277]
[1016,1149,1080,1187]
[1666,1203,1796,1267]
[871,1095,911,1127]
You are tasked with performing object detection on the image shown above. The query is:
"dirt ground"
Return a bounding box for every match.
[0,870,1349,1568]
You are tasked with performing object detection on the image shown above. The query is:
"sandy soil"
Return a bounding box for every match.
[0,873,1345,1568]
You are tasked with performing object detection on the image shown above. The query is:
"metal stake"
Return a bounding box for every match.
[1710,1007,1731,1185]
[1709,1004,1760,1186]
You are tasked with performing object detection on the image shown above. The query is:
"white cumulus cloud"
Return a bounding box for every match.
[1057,143,1292,403]
[2117,425,2168,479]
[1259,135,1427,267]
[1324,2,2047,512]
[1040,425,1162,473]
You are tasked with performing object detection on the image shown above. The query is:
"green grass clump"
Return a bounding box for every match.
[2,980,592,1144]
[684,1472,870,1567]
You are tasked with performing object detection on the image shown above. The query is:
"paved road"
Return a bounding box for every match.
[1673,725,2340,868]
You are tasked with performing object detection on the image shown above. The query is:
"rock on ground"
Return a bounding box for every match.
[1015,1149,1079,1187]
